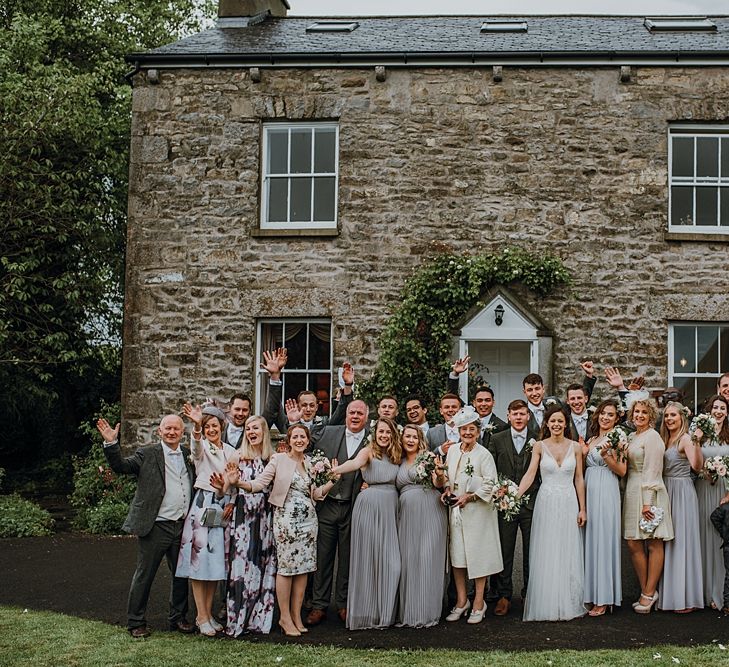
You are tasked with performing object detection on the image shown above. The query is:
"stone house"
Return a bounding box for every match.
[122,1,729,445]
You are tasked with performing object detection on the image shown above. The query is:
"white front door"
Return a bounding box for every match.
[466,340,532,420]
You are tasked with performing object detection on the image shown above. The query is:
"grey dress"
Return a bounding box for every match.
[696,442,729,609]
[347,455,401,630]
[658,445,704,611]
[396,461,448,628]
[583,443,622,607]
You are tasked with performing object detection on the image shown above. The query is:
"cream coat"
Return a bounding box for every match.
[248,452,329,507]
[445,443,504,578]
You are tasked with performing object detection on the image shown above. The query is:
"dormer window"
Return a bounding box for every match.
[644,17,717,32]
[306,21,359,33]
[480,21,528,33]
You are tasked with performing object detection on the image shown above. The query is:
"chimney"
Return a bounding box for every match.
[218,0,289,18]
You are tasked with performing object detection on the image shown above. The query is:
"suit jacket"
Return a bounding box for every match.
[286,389,352,431]
[480,414,509,448]
[710,503,729,548]
[103,441,195,537]
[427,423,457,454]
[222,423,244,449]
[567,412,591,442]
[487,429,540,511]
[309,424,368,506]
[261,382,286,434]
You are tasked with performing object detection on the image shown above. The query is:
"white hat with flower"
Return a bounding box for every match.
[452,405,480,428]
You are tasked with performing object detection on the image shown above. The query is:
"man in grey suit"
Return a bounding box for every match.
[305,398,369,626]
[426,393,464,456]
[97,414,195,638]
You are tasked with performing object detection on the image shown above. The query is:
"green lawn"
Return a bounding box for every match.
[0,607,726,667]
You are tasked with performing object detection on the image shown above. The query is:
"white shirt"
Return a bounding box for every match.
[445,423,459,443]
[528,402,545,427]
[511,427,528,454]
[345,429,366,458]
[573,412,589,439]
[226,424,243,445]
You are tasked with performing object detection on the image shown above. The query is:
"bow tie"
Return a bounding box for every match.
[168,450,182,456]
[575,414,587,422]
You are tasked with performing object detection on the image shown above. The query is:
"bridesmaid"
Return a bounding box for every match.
[223,415,276,636]
[177,404,237,636]
[693,394,729,609]
[436,406,502,625]
[657,402,704,612]
[583,399,626,616]
[396,424,448,628]
[622,393,674,614]
[332,417,402,630]
[227,424,339,636]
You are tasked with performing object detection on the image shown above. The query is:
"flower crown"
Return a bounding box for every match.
[624,389,650,413]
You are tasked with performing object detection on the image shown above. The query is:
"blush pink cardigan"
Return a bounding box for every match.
[248,452,329,507]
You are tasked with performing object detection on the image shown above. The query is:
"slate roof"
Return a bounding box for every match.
[128,15,729,66]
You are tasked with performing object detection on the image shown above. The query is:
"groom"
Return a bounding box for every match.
[487,399,540,616]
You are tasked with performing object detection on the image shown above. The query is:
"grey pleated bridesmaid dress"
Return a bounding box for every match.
[396,461,448,627]
[583,444,622,608]
[657,445,703,611]
[346,455,401,630]
[696,442,729,609]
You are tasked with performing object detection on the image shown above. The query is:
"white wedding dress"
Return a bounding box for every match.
[523,442,586,621]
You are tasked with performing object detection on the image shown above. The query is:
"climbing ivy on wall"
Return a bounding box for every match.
[359,247,572,413]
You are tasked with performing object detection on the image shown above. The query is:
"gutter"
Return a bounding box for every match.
[124,49,729,69]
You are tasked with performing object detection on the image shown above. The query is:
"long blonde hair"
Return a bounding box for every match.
[659,400,689,444]
[370,417,402,464]
[238,415,273,462]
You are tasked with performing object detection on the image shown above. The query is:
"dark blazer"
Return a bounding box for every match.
[286,389,352,431]
[103,442,194,537]
[309,424,368,505]
[480,414,509,448]
[262,382,286,434]
[710,503,729,548]
[487,429,540,511]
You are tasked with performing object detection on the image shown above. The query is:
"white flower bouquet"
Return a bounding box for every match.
[489,475,528,522]
[702,455,729,489]
[689,413,717,443]
[597,426,629,463]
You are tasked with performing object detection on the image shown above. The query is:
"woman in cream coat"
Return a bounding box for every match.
[221,424,339,636]
[436,406,502,625]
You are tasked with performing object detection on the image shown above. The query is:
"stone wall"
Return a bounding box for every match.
[123,64,729,446]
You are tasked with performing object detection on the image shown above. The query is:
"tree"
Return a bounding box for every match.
[0,0,214,471]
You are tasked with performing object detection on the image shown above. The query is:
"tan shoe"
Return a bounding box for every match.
[337,608,347,623]
[494,597,510,616]
[305,608,326,626]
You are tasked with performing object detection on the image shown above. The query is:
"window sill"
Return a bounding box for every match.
[251,228,339,238]
[664,231,729,243]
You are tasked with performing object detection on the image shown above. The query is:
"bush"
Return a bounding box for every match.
[0,494,55,537]
[70,401,136,534]
[0,467,5,491]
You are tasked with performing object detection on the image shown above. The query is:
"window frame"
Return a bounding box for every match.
[668,125,729,234]
[668,321,729,411]
[254,317,334,416]
[260,122,340,231]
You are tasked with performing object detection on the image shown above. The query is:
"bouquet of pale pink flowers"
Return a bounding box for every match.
[490,475,528,522]
[308,450,334,487]
[413,450,438,487]
[597,426,629,463]
[702,455,729,489]
[689,413,717,443]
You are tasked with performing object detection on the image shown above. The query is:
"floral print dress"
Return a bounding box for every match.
[226,457,276,636]
[273,469,317,575]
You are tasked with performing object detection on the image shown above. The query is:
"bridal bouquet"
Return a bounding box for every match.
[597,426,629,463]
[308,450,334,487]
[639,506,664,535]
[702,455,729,489]
[413,450,438,487]
[689,413,717,442]
[490,475,528,522]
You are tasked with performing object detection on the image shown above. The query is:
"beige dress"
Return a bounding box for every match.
[445,443,503,578]
[622,429,674,541]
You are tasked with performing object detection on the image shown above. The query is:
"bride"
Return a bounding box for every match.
[518,405,587,621]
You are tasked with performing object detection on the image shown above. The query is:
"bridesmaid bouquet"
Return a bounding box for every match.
[639,506,664,535]
[702,455,729,489]
[413,450,438,487]
[597,426,629,462]
[689,413,717,442]
[489,475,528,521]
[308,450,335,487]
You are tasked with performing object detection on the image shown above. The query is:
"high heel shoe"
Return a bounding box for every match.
[295,625,309,634]
[632,591,658,609]
[634,592,657,614]
[278,621,301,637]
[445,600,471,622]
[588,605,613,617]
[196,620,217,637]
[466,604,486,624]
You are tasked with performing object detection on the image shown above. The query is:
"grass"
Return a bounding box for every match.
[0,607,727,667]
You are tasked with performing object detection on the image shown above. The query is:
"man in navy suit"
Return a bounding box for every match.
[98,414,195,638]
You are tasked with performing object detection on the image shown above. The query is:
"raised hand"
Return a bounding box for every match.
[441,440,455,455]
[276,347,288,370]
[627,375,645,391]
[341,362,354,386]
[210,471,225,492]
[452,356,470,375]
[182,402,203,426]
[225,460,239,486]
[285,398,302,424]
[604,367,626,391]
[580,360,594,378]
[260,349,286,379]
[96,418,120,444]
